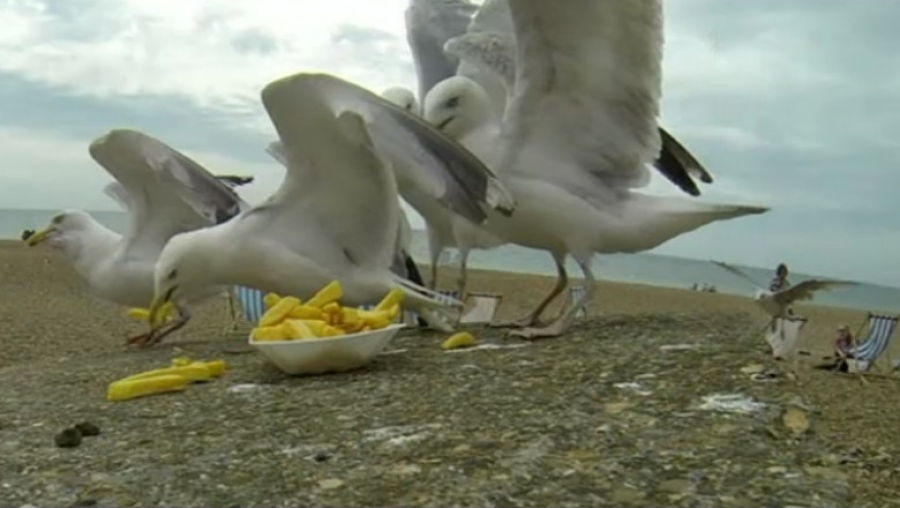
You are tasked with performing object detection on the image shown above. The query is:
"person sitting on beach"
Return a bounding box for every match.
[769,263,791,292]
[832,324,855,372]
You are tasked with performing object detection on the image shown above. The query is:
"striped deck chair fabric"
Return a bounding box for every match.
[847,314,899,371]
[570,285,587,319]
[234,286,265,323]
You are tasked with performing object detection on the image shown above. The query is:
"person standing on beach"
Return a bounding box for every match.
[769,263,791,292]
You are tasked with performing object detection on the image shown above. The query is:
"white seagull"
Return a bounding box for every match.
[416,0,769,339]
[145,72,509,344]
[711,260,858,320]
[25,128,255,345]
[386,0,717,298]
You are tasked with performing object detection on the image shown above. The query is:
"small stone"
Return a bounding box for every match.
[658,478,692,493]
[313,451,332,463]
[55,428,83,448]
[604,401,635,414]
[318,479,344,490]
[741,364,765,375]
[75,422,101,437]
[782,407,810,436]
[452,444,471,454]
[767,466,787,474]
[392,463,422,475]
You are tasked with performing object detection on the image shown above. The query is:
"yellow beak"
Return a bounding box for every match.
[25,226,54,247]
[147,295,168,328]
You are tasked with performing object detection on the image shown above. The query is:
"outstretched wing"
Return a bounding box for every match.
[494,0,665,203]
[406,0,479,102]
[88,129,248,260]
[285,73,514,224]
[255,73,403,270]
[710,259,766,291]
[773,279,858,306]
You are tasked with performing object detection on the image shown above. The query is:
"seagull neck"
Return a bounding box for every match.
[68,221,121,278]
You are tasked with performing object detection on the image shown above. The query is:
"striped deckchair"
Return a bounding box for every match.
[764,316,808,360]
[234,286,266,323]
[842,313,899,374]
[570,285,587,319]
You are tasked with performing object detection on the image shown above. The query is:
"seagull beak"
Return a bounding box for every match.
[437,116,454,131]
[25,226,54,247]
[148,286,178,328]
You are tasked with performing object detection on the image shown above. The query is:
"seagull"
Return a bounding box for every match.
[385,0,716,299]
[416,0,769,339]
[25,128,255,344]
[711,260,858,320]
[144,72,508,345]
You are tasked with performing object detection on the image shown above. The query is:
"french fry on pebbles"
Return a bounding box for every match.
[106,357,227,402]
[250,282,404,341]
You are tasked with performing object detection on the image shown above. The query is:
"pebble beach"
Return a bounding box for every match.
[2,239,900,507]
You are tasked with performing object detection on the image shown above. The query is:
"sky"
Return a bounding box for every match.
[0,0,897,287]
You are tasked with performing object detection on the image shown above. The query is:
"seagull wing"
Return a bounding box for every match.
[710,260,766,291]
[88,129,239,260]
[490,0,663,205]
[288,73,514,224]
[405,0,479,102]
[255,73,404,270]
[773,279,859,306]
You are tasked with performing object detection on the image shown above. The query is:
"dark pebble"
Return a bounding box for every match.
[55,428,83,448]
[75,422,101,437]
[314,451,332,463]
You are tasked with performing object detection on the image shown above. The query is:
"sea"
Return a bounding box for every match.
[4,208,898,314]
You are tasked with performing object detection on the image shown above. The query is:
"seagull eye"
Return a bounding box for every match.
[166,269,178,280]
[445,96,459,108]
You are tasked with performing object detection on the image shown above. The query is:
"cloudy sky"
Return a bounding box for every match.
[0,0,897,286]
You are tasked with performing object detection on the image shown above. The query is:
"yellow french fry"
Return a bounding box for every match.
[258,296,301,327]
[375,288,405,312]
[288,305,326,321]
[251,325,290,341]
[263,292,282,309]
[107,375,189,402]
[306,281,343,308]
[441,332,476,350]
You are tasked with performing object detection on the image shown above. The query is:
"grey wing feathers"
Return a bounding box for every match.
[653,127,714,197]
[406,0,478,101]
[154,149,248,225]
[773,279,858,305]
[710,260,766,290]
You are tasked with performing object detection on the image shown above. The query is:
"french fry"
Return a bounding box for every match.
[259,296,301,327]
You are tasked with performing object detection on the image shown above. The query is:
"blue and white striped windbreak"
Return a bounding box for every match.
[848,314,899,362]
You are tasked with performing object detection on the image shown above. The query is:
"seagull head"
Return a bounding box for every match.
[148,230,215,327]
[423,76,491,138]
[381,87,420,115]
[25,210,94,250]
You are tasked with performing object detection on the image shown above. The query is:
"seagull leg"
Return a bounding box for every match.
[226,292,240,332]
[491,252,567,329]
[456,248,470,300]
[508,255,593,340]
[130,304,192,348]
[427,229,442,290]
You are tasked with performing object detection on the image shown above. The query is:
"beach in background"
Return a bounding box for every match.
[5,207,898,314]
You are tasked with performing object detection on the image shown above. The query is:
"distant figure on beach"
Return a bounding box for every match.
[21,229,35,241]
[832,324,855,372]
[769,263,791,292]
